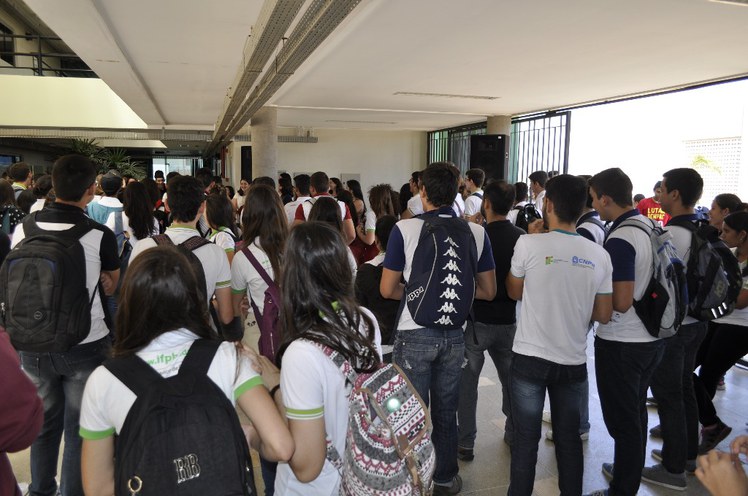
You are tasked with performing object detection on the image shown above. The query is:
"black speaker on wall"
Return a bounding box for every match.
[240,146,252,181]
[470,134,508,181]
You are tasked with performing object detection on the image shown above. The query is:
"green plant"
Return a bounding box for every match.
[65,139,146,179]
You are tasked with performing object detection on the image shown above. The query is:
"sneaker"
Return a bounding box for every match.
[698,421,732,454]
[542,410,552,424]
[545,429,589,441]
[433,475,462,496]
[641,464,687,491]
[457,446,474,461]
[649,424,662,438]
[602,463,614,480]
[583,490,608,496]
[651,449,696,474]
[717,376,726,391]
[646,396,658,407]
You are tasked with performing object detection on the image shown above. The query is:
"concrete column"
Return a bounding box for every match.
[486,115,512,180]
[250,106,278,180]
[486,115,511,135]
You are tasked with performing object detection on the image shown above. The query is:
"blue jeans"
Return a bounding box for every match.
[651,321,707,472]
[458,321,515,448]
[595,336,664,496]
[508,353,586,496]
[20,337,110,496]
[393,327,464,485]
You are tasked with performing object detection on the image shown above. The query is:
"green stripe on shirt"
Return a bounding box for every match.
[233,376,264,400]
[216,280,231,288]
[286,406,324,420]
[79,426,115,440]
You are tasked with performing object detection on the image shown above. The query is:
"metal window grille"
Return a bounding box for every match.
[509,111,570,183]
[427,122,486,173]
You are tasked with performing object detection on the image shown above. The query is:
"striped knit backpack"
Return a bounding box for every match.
[310,342,435,495]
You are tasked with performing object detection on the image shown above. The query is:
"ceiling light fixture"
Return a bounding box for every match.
[394,91,500,100]
[708,0,748,6]
[325,119,397,124]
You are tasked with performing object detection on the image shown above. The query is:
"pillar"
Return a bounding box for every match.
[250,106,278,180]
[486,115,512,180]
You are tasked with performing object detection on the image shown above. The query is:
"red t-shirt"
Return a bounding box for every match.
[637,197,671,226]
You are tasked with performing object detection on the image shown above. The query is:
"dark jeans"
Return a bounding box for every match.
[508,354,586,496]
[393,327,464,485]
[458,321,516,449]
[260,457,277,495]
[650,321,707,471]
[694,322,748,426]
[20,337,110,496]
[595,336,664,496]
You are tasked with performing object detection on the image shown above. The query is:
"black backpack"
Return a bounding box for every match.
[513,203,542,232]
[0,214,97,352]
[152,235,235,339]
[667,218,743,321]
[104,339,256,496]
[403,215,477,330]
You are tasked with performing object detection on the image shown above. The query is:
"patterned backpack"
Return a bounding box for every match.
[310,342,435,495]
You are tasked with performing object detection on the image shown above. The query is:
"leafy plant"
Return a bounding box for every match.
[66,139,146,179]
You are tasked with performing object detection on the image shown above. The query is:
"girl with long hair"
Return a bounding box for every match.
[207,192,240,265]
[122,181,158,243]
[266,222,381,494]
[79,246,294,495]
[345,179,365,219]
[308,196,358,276]
[233,178,251,221]
[328,177,343,198]
[693,211,748,453]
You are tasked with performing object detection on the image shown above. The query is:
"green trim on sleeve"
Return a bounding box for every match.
[596,292,613,295]
[79,426,115,440]
[286,406,324,420]
[224,247,235,253]
[216,280,231,288]
[233,376,264,400]
[231,288,246,294]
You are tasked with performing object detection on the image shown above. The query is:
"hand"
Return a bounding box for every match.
[100,273,115,295]
[240,295,250,318]
[237,345,280,389]
[731,435,748,457]
[528,219,545,234]
[696,449,748,496]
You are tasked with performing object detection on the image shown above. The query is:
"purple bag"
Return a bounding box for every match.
[241,247,281,363]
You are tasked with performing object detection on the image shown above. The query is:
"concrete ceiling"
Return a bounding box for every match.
[18,0,748,133]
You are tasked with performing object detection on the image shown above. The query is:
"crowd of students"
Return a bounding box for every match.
[1,155,747,496]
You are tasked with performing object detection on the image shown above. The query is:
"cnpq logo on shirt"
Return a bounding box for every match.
[571,256,595,269]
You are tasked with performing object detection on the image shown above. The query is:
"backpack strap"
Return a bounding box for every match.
[22,212,95,246]
[152,233,174,246]
[104,354,165,397]
[179,339,221,376]
[241,246,275,288]
[181,235,211,252]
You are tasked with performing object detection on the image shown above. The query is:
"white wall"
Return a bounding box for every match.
[228,128,427,195]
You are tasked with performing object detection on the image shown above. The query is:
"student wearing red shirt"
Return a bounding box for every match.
[637,181,671,226]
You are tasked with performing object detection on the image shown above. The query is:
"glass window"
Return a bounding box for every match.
[0,23,14,66]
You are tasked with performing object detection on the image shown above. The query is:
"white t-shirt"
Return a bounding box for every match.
[408,193,466,218]
[535,190,546,217]
[506,201,528,225]
[92,196,124,232]
[363,210,376,232]
[275,308,382,495]
[510,230,613,365]
[79,329,261,439]
[285,196,311,225]
[231,238,275,314]
[130,226,232,303]
[30,198,45,213]
[209,227,237,254]
[596,214,658,342]
[464,189,483,216]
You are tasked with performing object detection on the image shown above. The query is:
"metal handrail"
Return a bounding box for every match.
[0,33,96,77]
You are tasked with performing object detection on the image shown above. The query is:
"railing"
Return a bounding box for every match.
[509,111,570,183]
[0,33,96,78]
[427,122,487,173]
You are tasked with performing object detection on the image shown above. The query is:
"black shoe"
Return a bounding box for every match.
[433,475,463,495]
[698,421,732,454]
[457,446,474,461]
[649,424,662,438]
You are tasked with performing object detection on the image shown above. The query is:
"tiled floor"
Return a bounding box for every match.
[9,333,748,495]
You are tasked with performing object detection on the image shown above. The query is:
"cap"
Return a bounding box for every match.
[101,172,122,196]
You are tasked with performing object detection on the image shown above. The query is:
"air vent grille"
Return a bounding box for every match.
[394,91,499,100]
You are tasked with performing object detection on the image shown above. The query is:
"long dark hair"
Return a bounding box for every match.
[278,222,379,372]
[724,211,748,236]
[346,180,365,203]
[369,183,395,218]
[0,180,15,207]
[123,182,156,240]
[336,190,359,227]
[113,246,214,357]
[206,191,239,238]
[714,193,744,213]
[242,184,287,278]
[308,196,343,234]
